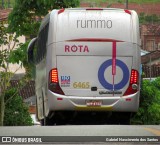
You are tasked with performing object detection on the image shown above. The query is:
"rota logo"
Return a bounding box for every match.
[65,45,89,53]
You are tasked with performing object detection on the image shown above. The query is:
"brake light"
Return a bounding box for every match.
[130,69,138,84]
[51,68,58,83]
[49,68,64,95]
[123,69,139,96]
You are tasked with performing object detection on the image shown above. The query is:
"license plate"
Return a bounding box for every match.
[86,100,102,106]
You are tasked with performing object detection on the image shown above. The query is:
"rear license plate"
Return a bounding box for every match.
[86,100,102,106]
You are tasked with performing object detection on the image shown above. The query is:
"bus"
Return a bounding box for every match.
[28,8,141,125]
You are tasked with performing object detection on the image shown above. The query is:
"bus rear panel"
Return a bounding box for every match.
[47,8,140,113]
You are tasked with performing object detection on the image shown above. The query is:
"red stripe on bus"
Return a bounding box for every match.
[66,38,123,42]
[112,41,116,75]
[86,8,103,11]
[112,41,116,96]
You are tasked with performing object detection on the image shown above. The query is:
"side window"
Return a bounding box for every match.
[27,37,37,63]
[33,41,38,63]
[35,23,49,64]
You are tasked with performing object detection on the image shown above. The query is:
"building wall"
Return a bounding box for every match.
[142,35,160,51]
[141,25,160,52]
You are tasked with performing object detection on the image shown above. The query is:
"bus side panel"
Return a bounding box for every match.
[36,60,47,120]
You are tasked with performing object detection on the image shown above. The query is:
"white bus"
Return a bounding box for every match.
[28,8,141,125]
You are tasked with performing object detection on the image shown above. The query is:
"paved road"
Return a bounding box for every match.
[0,125,160,144]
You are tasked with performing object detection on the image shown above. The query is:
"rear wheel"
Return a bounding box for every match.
[41,111,77,125]
[40,112,56,126]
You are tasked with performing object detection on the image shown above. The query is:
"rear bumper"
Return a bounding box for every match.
[47,90,140,112]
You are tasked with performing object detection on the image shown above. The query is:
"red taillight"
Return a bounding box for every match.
[123,69,139,96]
[130,69,138,84]
[51,68,58,83]
[49,68,64,95]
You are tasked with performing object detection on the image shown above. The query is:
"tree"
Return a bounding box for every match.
[0,19,19,126]
[8,0,80,37]
[0,20,30,126]
[4,88,33,126]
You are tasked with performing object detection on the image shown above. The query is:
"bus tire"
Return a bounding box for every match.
[41,112,56,126]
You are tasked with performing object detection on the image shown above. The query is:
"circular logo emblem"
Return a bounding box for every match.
[98,59,129,90]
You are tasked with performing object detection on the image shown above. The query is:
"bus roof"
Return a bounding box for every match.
[48,8,140,44]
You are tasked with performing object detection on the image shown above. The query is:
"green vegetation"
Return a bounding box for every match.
[0,19,18,126]
[139,13,160,24]
[0,19,32,126]
[0,0,15,8]
[8,0,80,37]
[131,78,160,125]
[4,88,33,126]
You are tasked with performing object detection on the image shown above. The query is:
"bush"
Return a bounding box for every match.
[4,88,33,126]
[131,78,160,125]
